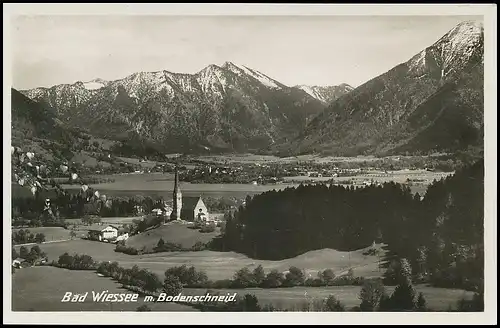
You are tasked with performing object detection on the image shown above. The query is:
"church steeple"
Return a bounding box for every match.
[171,165,182,220]
[173,165,180,192]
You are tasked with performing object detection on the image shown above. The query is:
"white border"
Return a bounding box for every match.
[3,3,497,325]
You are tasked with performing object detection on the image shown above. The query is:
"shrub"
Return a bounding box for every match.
[200,224,216,233]
[358,278,387,311]
[416,292,428,311]
[211,279,234,289]
[456,292,484,312]
[115,244,139,255]
[191,241,207,251]
[322,295,346,312]
[163,274,183,296]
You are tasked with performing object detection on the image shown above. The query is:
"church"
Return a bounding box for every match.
[170,167,210,223]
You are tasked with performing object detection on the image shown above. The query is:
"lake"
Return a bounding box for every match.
[11,170,447,201]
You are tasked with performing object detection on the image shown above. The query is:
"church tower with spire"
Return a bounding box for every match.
[171,165,182,220]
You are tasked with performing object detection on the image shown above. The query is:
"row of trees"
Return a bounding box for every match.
[97,261,177,296]
[12,229,46,245]
[217,160,484,291]
[57,253,96,270]
[231,266,363,289]
[154,264,362,290]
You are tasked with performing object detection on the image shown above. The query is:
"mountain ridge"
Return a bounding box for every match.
[282,20,484,156]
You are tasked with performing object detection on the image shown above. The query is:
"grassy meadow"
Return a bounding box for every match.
[11,266,197,312]
[14,236,386,281]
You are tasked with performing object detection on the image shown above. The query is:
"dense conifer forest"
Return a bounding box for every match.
[218,159,484,291]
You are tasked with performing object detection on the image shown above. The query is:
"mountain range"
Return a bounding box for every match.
[19,62,352,154]
[13,20,484,159]
[287,20,484,156]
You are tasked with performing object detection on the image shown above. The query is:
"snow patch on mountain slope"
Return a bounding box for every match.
[297,85,325,102]
[196,65,227,95]
[83,81,106,90]
[224,62,282,89]
[296,84,353,103]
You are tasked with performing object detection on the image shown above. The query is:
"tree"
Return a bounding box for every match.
[384,258,413,286]
[262,269,284,288]
[252,265,266,286]
[35,233,46,243]
[233,267,256,288]
[76,254,95,270]
[415,246,429,282]
[320,269,336,286]
[359,279,387,311]
[26,249,38,264]
[185,266,199,286]
[238,294,261,312]
[136,305,152,312]
[284,266,305,287]
[19,246,29,259]
[378,293,393,312]
[389,279,417,311]
[58,252,74,268]
[31,245,43,255]
[163,274,183,296]
[194,270,209,286]
[322,295,345,312]
[144,271,162,294]
[399,258,413,282]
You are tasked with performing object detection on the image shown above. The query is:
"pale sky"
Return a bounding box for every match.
[11,15,482,90]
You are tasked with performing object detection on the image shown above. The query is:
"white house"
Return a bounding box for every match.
[152,208,164,216]
[115,233,129,243]
[88,225,119,241]
[12,257,28,269]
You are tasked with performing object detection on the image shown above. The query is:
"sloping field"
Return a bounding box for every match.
[14,239,385,281]
[11,266,197,312]
[125,221,220,251]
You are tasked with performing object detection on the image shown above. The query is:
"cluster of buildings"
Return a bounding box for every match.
[128,167,216,226]
[84,167,220,243]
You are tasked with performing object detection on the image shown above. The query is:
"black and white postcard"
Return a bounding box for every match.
[3,3,497,325]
